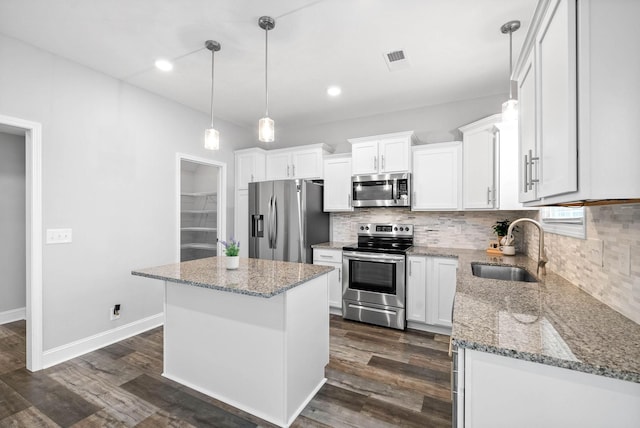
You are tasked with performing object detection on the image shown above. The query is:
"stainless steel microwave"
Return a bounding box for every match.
[351,173,411,207]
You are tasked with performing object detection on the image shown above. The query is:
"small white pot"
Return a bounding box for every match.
[225,255,240,270]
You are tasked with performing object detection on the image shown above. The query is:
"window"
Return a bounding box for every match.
[540,206,586,239]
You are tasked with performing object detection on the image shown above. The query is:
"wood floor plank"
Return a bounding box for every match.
[0,379,30,420]
[0,406,59,428]
[0,321,26,338]
[0,369,101,427]
[361,396,451,428]
[422,394,454,423]
[75,349,143,387]
[70,410,128,428]
[368,355,450,387]
[135,410,197,427]
[48,365,158,426]
[120,374,256,428]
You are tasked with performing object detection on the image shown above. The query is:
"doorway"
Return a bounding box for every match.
[176,154,226,262]
[0,114,43,372]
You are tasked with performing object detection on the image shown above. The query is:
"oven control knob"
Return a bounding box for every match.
[365,226,369,230]
[399,227,404,231]
[360,226,364,230]
[405,226,411,232]
[394,227,398,231]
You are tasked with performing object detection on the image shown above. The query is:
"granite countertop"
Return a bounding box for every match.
[132,257,333,298]
[408,246,640,383]
[311,241,353,250]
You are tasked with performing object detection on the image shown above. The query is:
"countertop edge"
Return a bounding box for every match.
[452,338,640,384]
[131,267,333,298]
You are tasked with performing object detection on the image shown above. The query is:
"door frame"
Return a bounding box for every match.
[0,114,43,372]
[176,153,227,261]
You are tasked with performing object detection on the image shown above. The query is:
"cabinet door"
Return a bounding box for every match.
[379,137,410,173]
[236,152,265,190]
[427,257,458,328]
[412,142,462,210]
[406,256,427,323]
[517,49,539,203]
[266,152,291,180]
[323,157,353,212]
[235,189,249,258]
[351,141,379,175]
[313,249,342,310]
[536,0,577,198]
[292,149,322,179]
[463,129,495,209]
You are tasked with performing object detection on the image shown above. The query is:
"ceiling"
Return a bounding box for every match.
[0,0,537,129]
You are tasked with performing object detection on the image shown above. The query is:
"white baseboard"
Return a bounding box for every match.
[0,307,26,325]
[42,313,164,369]
[407,321,452,336]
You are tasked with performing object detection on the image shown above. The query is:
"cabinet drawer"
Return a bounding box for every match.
[313,248,342,263]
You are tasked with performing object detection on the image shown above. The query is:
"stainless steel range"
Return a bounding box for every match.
[342,223,413,330]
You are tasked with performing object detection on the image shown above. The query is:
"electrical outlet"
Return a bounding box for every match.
[618,245,631,276]
[586,238,604,267]
[46,228,72,244]
[110,305,121,321]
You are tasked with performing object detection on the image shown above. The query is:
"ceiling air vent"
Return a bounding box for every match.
[383,49,410,71]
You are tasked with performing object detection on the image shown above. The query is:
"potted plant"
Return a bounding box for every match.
[492,219,516,245]
[220,238,240,270]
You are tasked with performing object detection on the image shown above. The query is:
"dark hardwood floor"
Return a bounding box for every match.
[0,316,452,427]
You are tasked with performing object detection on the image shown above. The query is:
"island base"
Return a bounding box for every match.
[162,274,329,427]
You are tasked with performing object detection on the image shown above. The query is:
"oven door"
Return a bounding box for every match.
[342,251,405,308]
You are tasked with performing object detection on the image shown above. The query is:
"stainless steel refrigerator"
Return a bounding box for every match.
[249,179,329,263]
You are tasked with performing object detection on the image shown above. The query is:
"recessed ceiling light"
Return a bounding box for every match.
[327,86,342,97]
[155,59,173,72]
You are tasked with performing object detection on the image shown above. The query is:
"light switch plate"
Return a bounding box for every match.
[46,228,72,244]
[586,238,604,267]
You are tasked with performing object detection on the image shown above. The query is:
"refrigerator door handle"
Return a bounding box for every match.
[267,196,273,249]
[272,195,278,249]
[296,185,305,262]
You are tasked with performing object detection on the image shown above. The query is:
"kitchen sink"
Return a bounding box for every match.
[471,263,537,283]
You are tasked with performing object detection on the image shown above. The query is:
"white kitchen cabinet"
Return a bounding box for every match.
[459,116,497,210]
[411,142,462,211]
[265,144,332,180]
[323,154,353,212]
[313,248,343,313]
[494,120,529,211]
[426,257,458,328]
[234,189,249,258]
[513,0,640,205]
[406,255,458,334]
[406,256,427,323]
[457,348,640,428]
[348,131,416,175]
[235,148,266,191]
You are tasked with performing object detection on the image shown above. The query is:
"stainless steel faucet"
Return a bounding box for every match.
[507,218,548,275]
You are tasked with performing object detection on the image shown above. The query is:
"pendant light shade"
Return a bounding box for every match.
[500,20,520,122]
[205,40,221,150]
[258,16,275,143]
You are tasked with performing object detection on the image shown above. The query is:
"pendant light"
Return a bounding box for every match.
[205,40,221,150]
[258,16,275,143]
[500,20,521,122]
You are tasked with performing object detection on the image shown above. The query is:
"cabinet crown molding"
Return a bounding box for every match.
[347,130,417,144]
[458,114,503,133]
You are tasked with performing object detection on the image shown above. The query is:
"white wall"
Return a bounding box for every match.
[0,34,253,349]
[276,93,507,151]
[0,132,26,315]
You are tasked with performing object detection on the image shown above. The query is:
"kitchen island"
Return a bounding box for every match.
[132,256,333,428]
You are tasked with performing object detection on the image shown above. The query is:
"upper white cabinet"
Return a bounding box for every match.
[323,154,353,212]
[411,142,462,211]
[513,0,640,205]
[235,148,266,191]
[348,131,416,175]
[459,116,498,210]
[265,144,332,180]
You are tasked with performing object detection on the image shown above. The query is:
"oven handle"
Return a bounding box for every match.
[343,251,405,262]
[347,303,398,316]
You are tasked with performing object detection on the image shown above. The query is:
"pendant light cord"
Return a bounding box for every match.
[210,48,215,128]
[264,25,269,117]
[508,29,513,99]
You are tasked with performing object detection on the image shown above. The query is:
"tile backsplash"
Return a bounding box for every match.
[523,203,640,324]
[331,208,536,250]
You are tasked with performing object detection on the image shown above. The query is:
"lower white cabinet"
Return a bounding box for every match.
[406,255,458,333]
[313,248,343,312]
[457,348,640,428]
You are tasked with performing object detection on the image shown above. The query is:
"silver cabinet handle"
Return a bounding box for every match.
[250,173,254,183]
[373,156,377,171]
[523,153,529,192]
[409,260,412,276]
[381,154,385,171]
[347,193,351,208]
[292,164,296,177]
[286,165,290,177]
[319,254,333,258]
[487,187,492,205]
[413,191,416,206]
[338,268,341,282]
